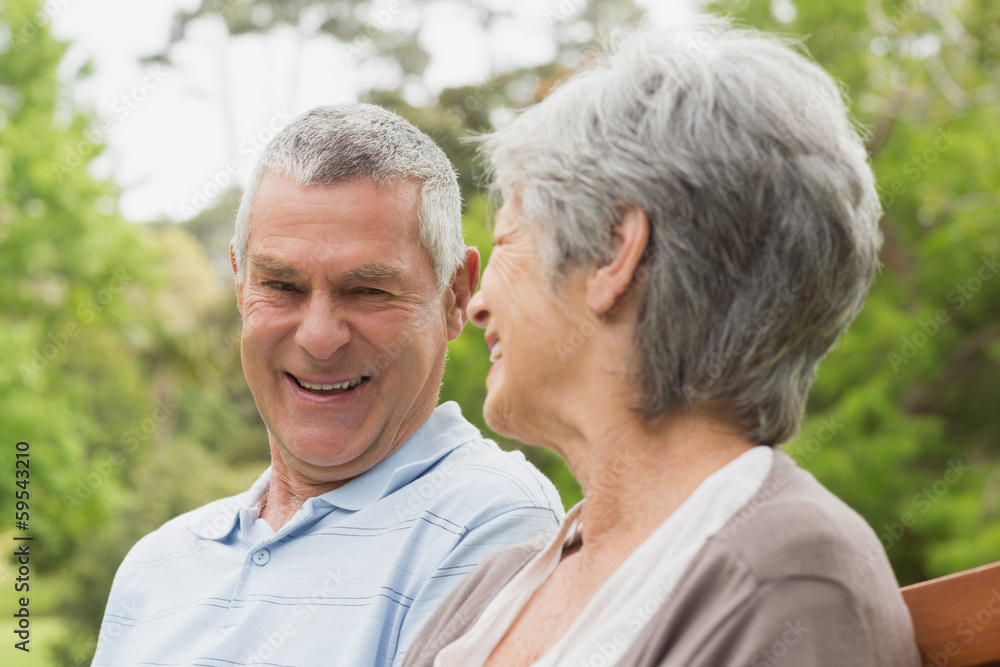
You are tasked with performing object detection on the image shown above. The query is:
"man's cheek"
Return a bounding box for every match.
[242,294,293,328]
[240,292,266,323]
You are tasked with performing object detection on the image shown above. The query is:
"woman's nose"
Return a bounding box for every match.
[466,287,489,329]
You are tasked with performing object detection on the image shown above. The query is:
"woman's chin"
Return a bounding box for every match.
[483,393,516,440]
[483,403,506,437]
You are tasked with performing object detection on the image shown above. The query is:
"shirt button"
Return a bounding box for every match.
[253,549,270,566]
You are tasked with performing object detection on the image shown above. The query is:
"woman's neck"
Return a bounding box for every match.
[571,411,758,560]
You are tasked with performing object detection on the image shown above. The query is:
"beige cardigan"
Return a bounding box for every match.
[401,450,921,667]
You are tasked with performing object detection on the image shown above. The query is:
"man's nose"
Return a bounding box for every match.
[295,294,350,360]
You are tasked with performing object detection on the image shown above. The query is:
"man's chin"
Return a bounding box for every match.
[275,454,368,490]
[271,431,367,472]
[289,445,361,469]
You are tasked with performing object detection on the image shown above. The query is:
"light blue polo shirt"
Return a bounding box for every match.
[94,402,564,666]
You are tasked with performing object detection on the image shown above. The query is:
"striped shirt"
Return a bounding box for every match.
[94,402,564,667]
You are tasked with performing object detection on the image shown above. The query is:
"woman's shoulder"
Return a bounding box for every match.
[718,448,889,584]
[621,451,920,667]
[665,449,920,665]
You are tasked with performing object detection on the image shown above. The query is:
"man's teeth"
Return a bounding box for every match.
[489,342,502,363]
[298,377,364,391]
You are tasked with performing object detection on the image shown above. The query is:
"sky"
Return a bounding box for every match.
[48,0,697,223]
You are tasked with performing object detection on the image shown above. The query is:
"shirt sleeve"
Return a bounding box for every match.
[393,506,559,666]
[92,534,153,666]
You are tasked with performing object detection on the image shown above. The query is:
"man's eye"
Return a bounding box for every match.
[356,287,388,296]
[264,281,298,292]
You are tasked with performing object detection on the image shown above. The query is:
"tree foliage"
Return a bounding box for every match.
[1,1,264,662]
[0,0,160,569]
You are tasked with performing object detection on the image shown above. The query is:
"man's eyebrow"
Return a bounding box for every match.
[342,262,406,283]
[248,254,304,279]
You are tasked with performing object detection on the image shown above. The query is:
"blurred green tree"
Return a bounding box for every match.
[0,0,159,572]
[0,1,268,662]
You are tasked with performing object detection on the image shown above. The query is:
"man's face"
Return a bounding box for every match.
[234,173,469,486]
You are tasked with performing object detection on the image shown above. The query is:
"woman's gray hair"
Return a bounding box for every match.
[233,103,465,290]
[481,17,882,446]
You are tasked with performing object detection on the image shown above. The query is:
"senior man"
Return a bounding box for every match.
[94,104,563,667]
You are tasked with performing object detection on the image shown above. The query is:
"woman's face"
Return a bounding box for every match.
[466,194,584,445]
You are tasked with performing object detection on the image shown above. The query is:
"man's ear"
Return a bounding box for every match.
[445,247,481,340]
[230,242,245,318]
[586,206,649,315]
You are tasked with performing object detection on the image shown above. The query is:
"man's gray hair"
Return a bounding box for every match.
[233,103,465,290]
[480,18,882,446]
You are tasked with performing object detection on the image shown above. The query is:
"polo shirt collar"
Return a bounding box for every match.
[187,467,270,541]
[315,401,480,511]
[186,401,479,540]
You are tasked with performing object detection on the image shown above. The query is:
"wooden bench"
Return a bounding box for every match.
[902,561,1000,666]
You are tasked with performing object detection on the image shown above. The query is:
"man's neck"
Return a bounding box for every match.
[259,459,345,530]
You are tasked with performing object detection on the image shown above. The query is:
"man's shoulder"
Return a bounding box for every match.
[121,492,246,563]
[418,437,564,521]
[373,402,564,526]
[371,430,564,539]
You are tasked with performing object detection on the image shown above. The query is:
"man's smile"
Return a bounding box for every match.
[287,373,370,398]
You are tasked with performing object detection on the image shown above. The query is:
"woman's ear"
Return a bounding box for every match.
[586,206,650,315]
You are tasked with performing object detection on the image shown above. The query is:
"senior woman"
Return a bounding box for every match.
[403,18,920,667]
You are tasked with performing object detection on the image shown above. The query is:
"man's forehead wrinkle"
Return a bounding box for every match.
[247,251,405,285]
[249,252,304,277]
[342,261,407,282]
